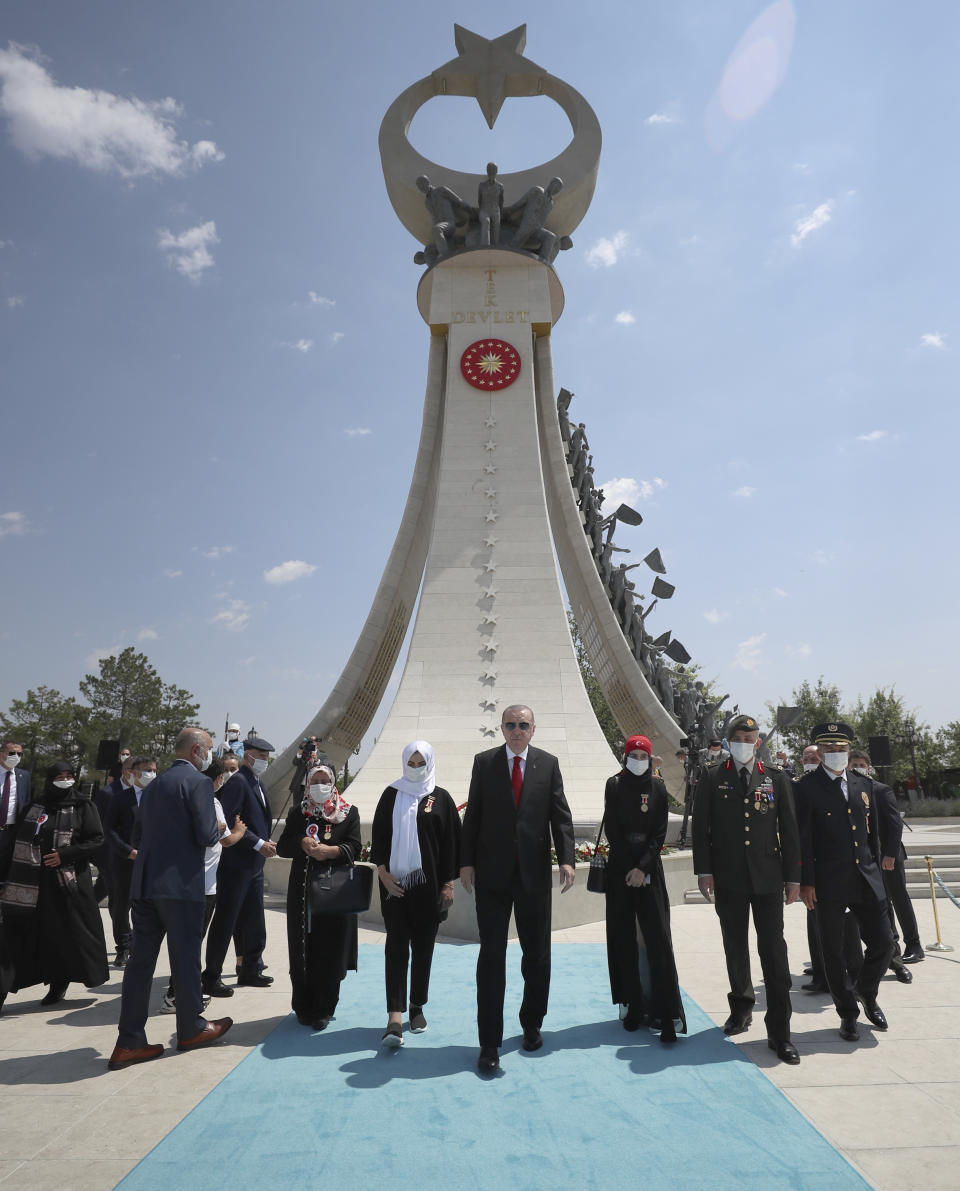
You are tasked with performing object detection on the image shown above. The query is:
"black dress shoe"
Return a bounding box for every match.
[891,960,913,984]
[477,1046,499,1072]
[801,980,829,993]
[202,979,234,998]
[113,950,128,969]
[311,1017,330,1031]
[660,1020,677,1044]
[855,994,888,1030]
[839,1016,860,1042]
[901,945,925,964]
[622,1004,644,1032]
[522,1027,543,1052]
[768,1038,800,1065]
[40,982,68,1006]
[237,973,273,988]
[723,1014,752,1036]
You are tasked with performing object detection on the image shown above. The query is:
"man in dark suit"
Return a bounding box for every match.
[109,728,232,1069]
[796,723,896,1042]
[693,714,801,1065]
[849,747,921,974]
[0,741,32,879]
[460,705,575,1072]
[202,735,276,996]
[103,756,158,968]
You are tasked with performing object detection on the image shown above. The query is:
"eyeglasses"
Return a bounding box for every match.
[6,751,22,756]
[503,722,531,731]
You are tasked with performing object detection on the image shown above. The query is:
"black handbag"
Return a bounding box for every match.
[308,860,374,915]
[586,815,607,894]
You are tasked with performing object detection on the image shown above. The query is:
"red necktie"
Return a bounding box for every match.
[0,771,10,824]
[512,755,523,808]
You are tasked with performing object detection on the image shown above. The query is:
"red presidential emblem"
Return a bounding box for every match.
[460,339,521,391]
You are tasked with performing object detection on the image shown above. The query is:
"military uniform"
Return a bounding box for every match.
[795,735,895,1024]
[693,753,800,1041]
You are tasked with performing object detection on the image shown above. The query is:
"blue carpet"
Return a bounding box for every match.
[117,944,868,1191]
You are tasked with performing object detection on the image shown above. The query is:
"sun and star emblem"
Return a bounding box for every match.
[460,339,521,391]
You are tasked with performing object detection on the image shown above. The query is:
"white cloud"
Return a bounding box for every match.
[264,559,316,585]
[282,338,313,353]
[586,230,629,268]
[645,112,678,126]
[733,485,756,497]
[856,429,887,443]
[0,511,29,536]
[0,44,223,178]
[791,201,833,247]
[85,645,119,668]
[920,332,946,350]
[599,476,665,506]
[614,310,636,325]
[773,586,788,598]
[344,426,372,438]
[211,599,251,633]
[137,627,158,641]
[163,568,183,578]
[330,331,345,345]
[703,609,727,624]
[6,295,24,307]
[678,234,701,247]
[793,161,811,175]
[308,292,335,307]
[200,544,234,560]
[0,238,10,248]
[733,632,766,672]
[157,221,218,282]
[785,642,812,658]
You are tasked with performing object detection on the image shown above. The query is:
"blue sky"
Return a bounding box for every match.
[1,0,956,757]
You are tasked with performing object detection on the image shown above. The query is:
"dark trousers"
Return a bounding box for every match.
[167,895,216,998]
[884,856,920,954]
[807,907,863,983]
[475,873,551,1048]
[714,890,792,1040]
[204,864,266,982]
[93,850,113,905]
[118,898,206,1047]
[382,885,440,1013]
[110,857,134,952]
[816,890,894,1018]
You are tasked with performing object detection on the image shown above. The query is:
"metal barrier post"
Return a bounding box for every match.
[924,855,954,953]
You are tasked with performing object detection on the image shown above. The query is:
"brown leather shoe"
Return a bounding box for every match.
[108,1043,163,1070]
[177,1017,233,1050]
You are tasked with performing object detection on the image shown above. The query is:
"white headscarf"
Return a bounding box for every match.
[388,740,436,887]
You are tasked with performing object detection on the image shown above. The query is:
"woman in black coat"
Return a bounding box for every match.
[0,761,109,1008]
[276,763,361,1030]
[370,740,460,1047]
[604,734,686,1042]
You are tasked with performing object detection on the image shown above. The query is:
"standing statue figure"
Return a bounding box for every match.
[477,162,504,247]
[719,706,740,741]
[504,176,564,262]
[568,422,589,458]
[608,561,641,615]
[416,174,471,258]
[654,657,678,718]
[697,692,729,748]
[578,460,595,505]
[596,539,628,586]
[557,388,574,444]
[582,488,604,555]
[571,444,589,493]
[678,682,704,736]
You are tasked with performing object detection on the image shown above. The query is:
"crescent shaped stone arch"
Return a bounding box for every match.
[379,52,601,246]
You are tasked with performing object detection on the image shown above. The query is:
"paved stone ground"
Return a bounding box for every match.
[2,872,959,1190]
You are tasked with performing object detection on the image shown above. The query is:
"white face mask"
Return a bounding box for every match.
[802,762,819,773]
[312,782,334,799]
[1,754,20,769]
[136,772,156,787]
[53,778,75,790]
[822,751,848,773]
[404,762,428,782]
[852,766,870,777]
[625,755,649,776]
[250,757,269,777]
[119,753,131,763]
[729,741,756,765]
[196,747,213,772]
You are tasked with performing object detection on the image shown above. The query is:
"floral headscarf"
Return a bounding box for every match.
[301,764,351,824]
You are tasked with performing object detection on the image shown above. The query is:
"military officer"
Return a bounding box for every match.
[693,713,801,1064]
[796,723,896,1041]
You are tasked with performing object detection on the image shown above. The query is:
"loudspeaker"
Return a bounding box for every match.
[777,706,803,729]
[869,735,891,766]
[95,739,120,770]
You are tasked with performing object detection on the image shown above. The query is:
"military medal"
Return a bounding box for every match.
[425,795,435,814]
[861,791,870,809]
[641,794,649,813]
[323,825,332,840]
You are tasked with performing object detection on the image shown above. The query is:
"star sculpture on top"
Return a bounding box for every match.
[432,25,542,130]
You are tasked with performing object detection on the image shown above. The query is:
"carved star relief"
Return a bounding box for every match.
[480,698,498,711]
[480,667,498,681]
[484,416,497,429]
[479,725,498,737]
[483,487,497,499]
[481,611,498,624]
[483,535,498,548]
[484,510,498,523]
[482,586,499,599]
[483,440,497,452]
[483,559,497,573]
[482,463,497,475]
[483,640,500,653]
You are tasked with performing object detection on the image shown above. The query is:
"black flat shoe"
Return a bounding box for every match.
[901,946,925,964]
[891,960,913,984]
[801,980,829,993]
[768,1038,800,1064]
[477,1046,499,1072]
[202,979,234,998]
[660,1021,677,1044]
[839,1016,860,1042]
[236,974,273,988]
[311,1017,330,1031]
[521,1027,543,1052]
[40,982,68,1007]
[723,1014,752,1036]
[622,1003,644,1032]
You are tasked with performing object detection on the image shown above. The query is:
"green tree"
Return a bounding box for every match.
[935,722,960,768]
[0,685,89,780]
[766,677,844,760]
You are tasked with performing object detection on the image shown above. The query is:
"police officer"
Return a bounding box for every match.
[693,714,801,1064]
[796,723,896,1041]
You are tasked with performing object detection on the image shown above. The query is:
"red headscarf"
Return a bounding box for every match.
[623,734,652,760]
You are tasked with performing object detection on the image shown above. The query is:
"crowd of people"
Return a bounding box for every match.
[0,704,925,1074]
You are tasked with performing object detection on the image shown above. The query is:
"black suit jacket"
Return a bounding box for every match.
[460,745,575,893]
[216,766,272,873]
[130,759,219,902]
[104,784,139,860]
[0,765,32,878]
[870,778,905,860]
[692,759,800,895]
[795,765,893,903]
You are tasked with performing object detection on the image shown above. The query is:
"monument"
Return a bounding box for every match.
[265,26,685,824]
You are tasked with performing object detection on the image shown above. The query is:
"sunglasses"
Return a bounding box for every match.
[503,721,531,731]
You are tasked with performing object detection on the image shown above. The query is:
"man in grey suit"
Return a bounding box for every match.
[109,728,232,1069]
[460,705,576,1072]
